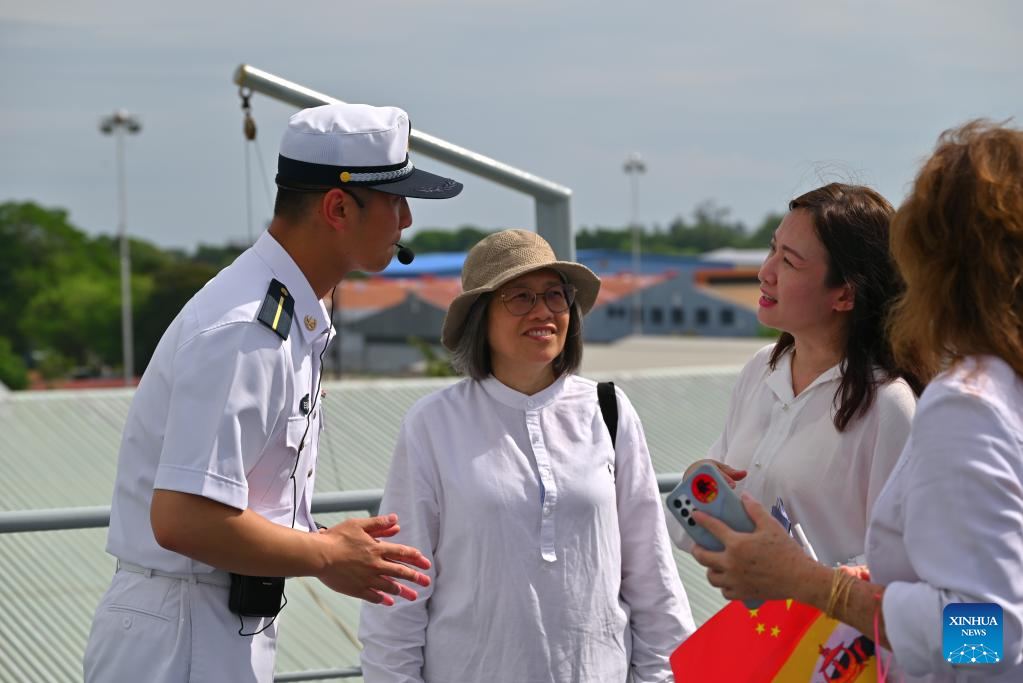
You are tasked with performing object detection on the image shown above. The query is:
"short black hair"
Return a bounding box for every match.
[273,187,324,221]
[451,293,584,380]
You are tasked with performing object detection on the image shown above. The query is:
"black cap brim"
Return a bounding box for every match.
[368,168,463,199]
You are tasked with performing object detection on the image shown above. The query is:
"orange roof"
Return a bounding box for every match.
[332,280,408,310]
[699,283,762,312]
[595,274,671,305]
[692,267,760,285]
[414,280,463,309]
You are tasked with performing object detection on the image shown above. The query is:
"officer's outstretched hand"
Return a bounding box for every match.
[316,514,431,606]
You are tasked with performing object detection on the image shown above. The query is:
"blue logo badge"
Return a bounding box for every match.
[943,603,1003,664]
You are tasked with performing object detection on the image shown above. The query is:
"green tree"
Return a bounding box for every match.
[36,350,74,383]
[745,212,785,248]
[665,200,748,252]
[135,261,219,370]
[408,226,492,253]
[192,243,247,270]
[0,337,28,390]
[0,202,118,357]
[576,227,632,251]
[580,203,786,255]
[407,336,455,377]
[19,272,147,368]
[92,234,177,275]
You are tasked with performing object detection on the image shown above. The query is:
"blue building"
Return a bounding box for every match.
[379,249,730,279]
[587,271,759,342]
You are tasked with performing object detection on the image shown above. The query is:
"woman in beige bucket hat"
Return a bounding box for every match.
[360,229,695,682]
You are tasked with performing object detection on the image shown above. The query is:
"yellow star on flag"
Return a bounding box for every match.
[785,599,793,610]
[770,626,781,638]
[755,623,765,634]
[748,608,759,618]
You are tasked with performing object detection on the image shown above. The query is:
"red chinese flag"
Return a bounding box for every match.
[670,599,820,682]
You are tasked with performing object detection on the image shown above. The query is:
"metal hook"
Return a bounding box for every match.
[239,87,256,141]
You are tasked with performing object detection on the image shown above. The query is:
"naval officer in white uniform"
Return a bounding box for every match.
[84,103,463,682]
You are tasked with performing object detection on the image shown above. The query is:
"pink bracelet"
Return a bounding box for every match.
[874,591,893,682]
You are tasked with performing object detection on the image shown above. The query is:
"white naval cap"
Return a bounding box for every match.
[276,103,462,199]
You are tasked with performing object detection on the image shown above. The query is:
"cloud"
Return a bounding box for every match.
[2,1,1021,248]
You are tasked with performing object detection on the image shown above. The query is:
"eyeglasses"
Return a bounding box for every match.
[498,284,577,316]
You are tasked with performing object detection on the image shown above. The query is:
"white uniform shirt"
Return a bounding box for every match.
[106,231,332,573]
[359,374,695,683]
[867,355,1023,682]
[668,344,917,567]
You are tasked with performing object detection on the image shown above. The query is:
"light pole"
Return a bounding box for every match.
[623,152,646,335]
[100,110,142,386]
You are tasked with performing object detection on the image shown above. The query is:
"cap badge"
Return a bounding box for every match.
[304,315,318,331]
[339,171,351,183]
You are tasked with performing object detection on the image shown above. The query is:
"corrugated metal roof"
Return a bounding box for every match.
[0,368,738,681]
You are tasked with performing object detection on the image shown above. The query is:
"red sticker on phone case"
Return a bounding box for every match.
[692,473,718,503]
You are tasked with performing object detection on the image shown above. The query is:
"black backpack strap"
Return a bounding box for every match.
[597,381,618,449]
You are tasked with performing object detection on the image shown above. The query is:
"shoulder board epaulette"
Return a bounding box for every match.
[256,278,295,340]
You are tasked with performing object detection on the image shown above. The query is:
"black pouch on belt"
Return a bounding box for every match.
[228,573,285,617]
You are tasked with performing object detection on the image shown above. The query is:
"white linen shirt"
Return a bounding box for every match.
[668,344,917,567]
[359,374,695,683]
[867,355,1023,682]
[105,231,332,574]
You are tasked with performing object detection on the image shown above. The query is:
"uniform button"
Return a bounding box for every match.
[782,404,789,411]
[122,616,132,630]
[543,506,552,517]
[307,468,313,478]
[755,461,762,468]
[526,401,535,409]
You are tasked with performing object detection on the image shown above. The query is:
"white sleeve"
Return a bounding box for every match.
[840,384,916,566]
[154,322,288,510]
[882,391,1023,677]
[359,413,441,683]
[865,382,916,523]
[614,389,696,682]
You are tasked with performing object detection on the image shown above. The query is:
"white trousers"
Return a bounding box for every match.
[84,568,279,683]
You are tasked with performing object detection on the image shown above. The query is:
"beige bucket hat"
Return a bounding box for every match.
[441,229,601,351]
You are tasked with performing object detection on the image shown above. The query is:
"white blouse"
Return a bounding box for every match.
[359,374,695,683]
[669,344,917,567]
[868,355,1023,682]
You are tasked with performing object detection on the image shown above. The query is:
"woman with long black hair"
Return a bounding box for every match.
[670,183,924,568]
[690,121,1023,682]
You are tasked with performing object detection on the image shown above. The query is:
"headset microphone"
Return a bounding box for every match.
[396,243,415,265]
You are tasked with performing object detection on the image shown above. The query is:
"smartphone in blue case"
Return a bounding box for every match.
[666,463,762,608]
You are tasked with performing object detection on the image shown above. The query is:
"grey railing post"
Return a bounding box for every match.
[232,64,575,260]
[0,479,685,534]
[536,197,573,260]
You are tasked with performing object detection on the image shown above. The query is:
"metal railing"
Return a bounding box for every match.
[0,475,682,681]
[0,476,683,534]
[232,64,576,260]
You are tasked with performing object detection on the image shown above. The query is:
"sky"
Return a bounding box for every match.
[2,1,1021,252]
